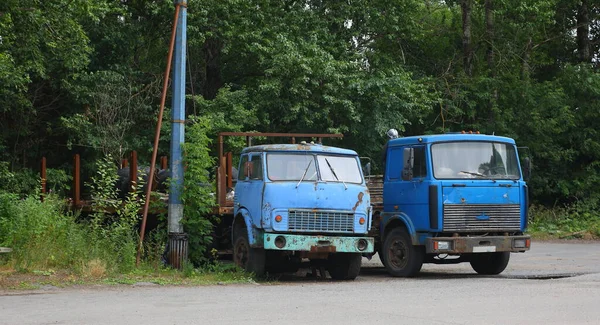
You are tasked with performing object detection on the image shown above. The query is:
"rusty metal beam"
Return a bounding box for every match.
[160,156,168,170]
[73,154,80,207]
[219,155,226,207]
[40,157,46,202]
[218,132,343,138]
[226,152,233,188]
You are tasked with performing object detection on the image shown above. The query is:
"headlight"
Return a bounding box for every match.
[434,241,451,250]
[514,239,530,248]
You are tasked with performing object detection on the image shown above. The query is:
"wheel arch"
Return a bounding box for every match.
[232,208,263,248]
[382,213,419,246]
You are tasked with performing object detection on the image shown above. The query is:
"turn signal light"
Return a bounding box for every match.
[275,215,282,222]
[359,217,365,225]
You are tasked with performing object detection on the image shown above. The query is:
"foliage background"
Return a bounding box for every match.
[1,0,599,211]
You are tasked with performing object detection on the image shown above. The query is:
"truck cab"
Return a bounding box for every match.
[374,133,531,277]
[232,143,373,279]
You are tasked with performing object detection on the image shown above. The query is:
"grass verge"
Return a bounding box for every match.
[0,261,253,290]
[527,204,600,240]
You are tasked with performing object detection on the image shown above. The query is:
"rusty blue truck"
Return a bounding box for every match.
[209,133,373,280]
[368,133,531,277]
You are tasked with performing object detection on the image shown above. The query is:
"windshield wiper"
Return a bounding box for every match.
[459,171,485,178]
[325,158,347,190]
[296,159,313,188]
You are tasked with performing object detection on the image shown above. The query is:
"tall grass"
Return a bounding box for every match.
[0,156,144,276]
[528,201,600,239]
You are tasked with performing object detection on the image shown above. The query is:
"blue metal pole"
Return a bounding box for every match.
[169,0,187,234]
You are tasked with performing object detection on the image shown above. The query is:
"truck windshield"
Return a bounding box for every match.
[431,142,521,180]
[266,153,362,183]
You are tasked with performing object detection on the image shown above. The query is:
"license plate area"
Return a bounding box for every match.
[473,246,497,253]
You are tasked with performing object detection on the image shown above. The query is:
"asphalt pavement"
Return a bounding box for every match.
[2,241,600,325]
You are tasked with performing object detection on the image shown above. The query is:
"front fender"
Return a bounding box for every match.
[381,212,419,245]
[233,208,264,248]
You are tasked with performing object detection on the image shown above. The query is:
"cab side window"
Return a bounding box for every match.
[249,155,263,180]
[239,155,249,180]
[412,146,427,178]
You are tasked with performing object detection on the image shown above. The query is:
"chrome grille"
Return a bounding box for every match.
[288,209,354,233]
[443,204,521,232]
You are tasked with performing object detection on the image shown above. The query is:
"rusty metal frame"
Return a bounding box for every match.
[73,154,81,207]
[40,157,46,202]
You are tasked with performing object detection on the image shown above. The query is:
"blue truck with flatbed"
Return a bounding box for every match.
[367,133,531,276]
[212,132,373,280]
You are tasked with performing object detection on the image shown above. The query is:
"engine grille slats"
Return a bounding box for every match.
[443,204,521,232]
[288,209,354,233]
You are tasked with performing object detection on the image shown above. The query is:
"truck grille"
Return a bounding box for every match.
[288,209,354,233]
[443,204,521,232]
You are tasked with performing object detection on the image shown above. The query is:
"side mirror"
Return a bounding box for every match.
[363,162,371,177]
[522,157,531,181]
[402,147,414,181]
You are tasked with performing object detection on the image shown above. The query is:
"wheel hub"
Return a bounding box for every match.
[389,239,408,268]
[235,240,249,267]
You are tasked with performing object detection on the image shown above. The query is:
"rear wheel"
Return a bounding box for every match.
[470,252,510,275]
[233,228,265,276]
[382,228,424,277]
[327,253,362,280]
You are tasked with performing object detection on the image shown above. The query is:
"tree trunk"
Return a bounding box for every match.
[485,0,497,124]
[202,38,223,100]
[576,0,590,62]
[461,0,473,77]
[485,0,495,75]
[521,37,532,80]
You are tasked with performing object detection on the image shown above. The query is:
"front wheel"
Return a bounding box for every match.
[382,228,424,277]
[470,252,510,275]
[233,229,265,276]
[327,253,362,280]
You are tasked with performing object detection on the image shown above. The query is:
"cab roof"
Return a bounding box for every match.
[241,143,358,156]
[389,133,516,146]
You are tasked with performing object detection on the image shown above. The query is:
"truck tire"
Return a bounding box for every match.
[233,229,265,276]
[382,228,424,277]
[327,253,362,280]
[470,252,510,275]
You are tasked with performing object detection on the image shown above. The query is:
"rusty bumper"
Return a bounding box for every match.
[264,233,374,253]
[425,235,531,254]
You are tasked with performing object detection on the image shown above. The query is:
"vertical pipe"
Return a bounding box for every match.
[226,152,233,188]
[169,0,187,235]
[137,3,182,266]
[40,157,46,202]
[160,156,168,170]
[73,154,80,207]
[217,134,223,206]
[219,155,226,205]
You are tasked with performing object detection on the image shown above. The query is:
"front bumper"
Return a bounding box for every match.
[425,235,531,254]
[264,233,374,253]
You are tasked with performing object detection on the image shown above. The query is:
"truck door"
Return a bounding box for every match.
[234,153,265,228]
[384,145,430,231]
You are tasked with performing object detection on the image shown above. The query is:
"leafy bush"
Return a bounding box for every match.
[0,161,39,197]
[0,193,91,272]
[528,200,600,239]
[181,116,219,265]
[0,155,143,275]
